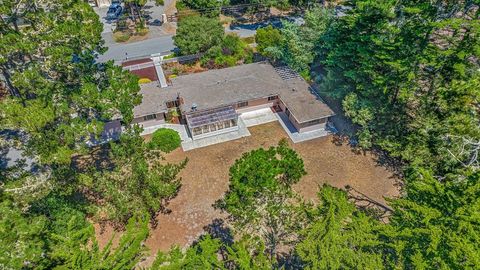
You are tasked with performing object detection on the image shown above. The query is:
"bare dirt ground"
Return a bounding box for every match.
[95,121,400,266]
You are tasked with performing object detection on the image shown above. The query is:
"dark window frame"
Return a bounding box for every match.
[268,95,278,101]
[237,101,249,108]
[143,114,157,121]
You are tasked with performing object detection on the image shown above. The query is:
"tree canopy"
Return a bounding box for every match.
[2,0,480,269]
[173,16,224,55]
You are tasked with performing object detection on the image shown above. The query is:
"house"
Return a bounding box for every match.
[132,62,335,147]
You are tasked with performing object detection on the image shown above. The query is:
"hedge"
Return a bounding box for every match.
[148,128,181,153]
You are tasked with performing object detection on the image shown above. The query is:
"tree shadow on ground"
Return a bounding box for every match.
[203,218,234,246]
[277,251,303,270]
[345,185,394,222]
[331,133,404,182]
[71,145,115,173]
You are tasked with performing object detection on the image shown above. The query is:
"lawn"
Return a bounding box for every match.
[96,121,400,266]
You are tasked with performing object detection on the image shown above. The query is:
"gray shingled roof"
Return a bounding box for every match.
[133,62,334,123]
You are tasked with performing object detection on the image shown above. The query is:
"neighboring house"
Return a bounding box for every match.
[86,120,123,147]
[132,62,334,142]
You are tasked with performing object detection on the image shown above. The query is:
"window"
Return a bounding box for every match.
[192,127,202,136]
[143,114,157,121]
[268,95,277,101]
[166,99,182,108]
[237,101,249,108]
[224,120,231,128]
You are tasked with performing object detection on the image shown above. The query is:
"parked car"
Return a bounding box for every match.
[106,4,122,20]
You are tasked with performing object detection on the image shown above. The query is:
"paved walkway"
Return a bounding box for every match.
[240,108,277,127]
[139,108,332,151]
[141,123,189,139]
[139,119,251,152]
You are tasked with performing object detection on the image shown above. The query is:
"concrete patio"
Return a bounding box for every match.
[240,108,278,127]
[141,107,333,151]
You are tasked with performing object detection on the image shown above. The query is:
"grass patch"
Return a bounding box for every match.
[241,36,255,44]
[163,53,176,60]
[113,31,131,42]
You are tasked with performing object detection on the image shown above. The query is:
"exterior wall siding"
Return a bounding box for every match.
[233,97,276,113]
[132,112,166,127]
[236,102,275,114]
[298,122,327,133]
[278,99,328,133]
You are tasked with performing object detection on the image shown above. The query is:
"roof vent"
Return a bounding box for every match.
[292,88,296,92]
[192,103,197,111]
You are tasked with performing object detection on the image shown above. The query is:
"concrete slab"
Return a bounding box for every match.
[138,110,331,152]
[141,123,190,142]
[181,118,251,151]
[240,108,277,127]
[275,112,331,143]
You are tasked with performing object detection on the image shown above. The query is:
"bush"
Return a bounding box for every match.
[241,36,255,44]
[163,53,176,60]
[176,0,187,11]
[114,31,131,42]
[299,69,311,81]
[201,34,253,68]
[255,25,283,56]
[136,27,149,36]
[138,78,152,84]
[148,128,181,153]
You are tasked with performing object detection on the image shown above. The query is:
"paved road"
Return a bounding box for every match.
[225,16,304,37]
[97,35,175,63]
[94,1,174,64]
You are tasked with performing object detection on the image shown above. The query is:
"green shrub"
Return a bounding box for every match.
[299,69,311,81]
[176,0,187,11]
[215,55,237,67]
[114,31,131,42]
[138,78,152,84]
[163,53,176,60]
[136,27,149,36]
[148,128,181,153]
[255,25,283,56]
[201,34,253,68]
[241,36,255,44]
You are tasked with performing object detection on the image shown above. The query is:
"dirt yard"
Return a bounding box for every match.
[96,121,400,265]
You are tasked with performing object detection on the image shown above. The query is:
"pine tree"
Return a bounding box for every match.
[384,169,480,269]
[296,185,384,270]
